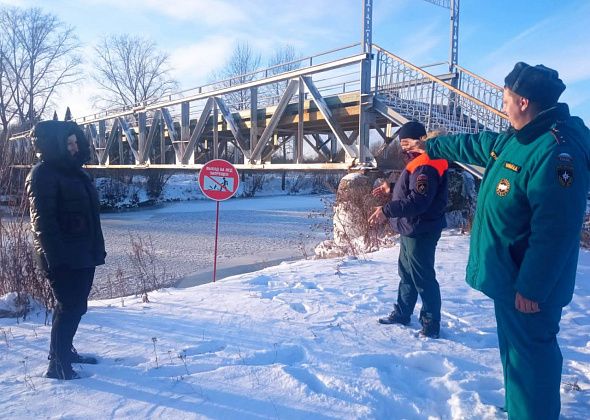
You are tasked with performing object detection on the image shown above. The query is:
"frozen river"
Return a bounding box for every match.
[92,195,331,298]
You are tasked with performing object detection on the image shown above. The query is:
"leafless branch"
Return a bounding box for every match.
[0,7,82,130]
[91,34,178,110]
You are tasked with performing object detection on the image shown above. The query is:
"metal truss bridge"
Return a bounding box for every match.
[10,43,508,172]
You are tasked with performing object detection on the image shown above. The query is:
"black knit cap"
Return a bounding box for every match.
[397,121,426,140]
[504,62,565,107]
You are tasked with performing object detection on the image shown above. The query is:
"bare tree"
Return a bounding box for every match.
[0,6,80,200]
[0,7,81,132]
[265,45,301,103]
[0,39,16,137]
[212,41,261,111]
[92,34,178,110]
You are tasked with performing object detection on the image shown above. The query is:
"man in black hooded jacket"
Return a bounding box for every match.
[26,120,106,380]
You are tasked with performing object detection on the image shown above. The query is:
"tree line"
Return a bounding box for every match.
[0,5,300,136]
[0,4,299,197]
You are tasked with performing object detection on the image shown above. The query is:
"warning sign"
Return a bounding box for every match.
[198,159,239,201]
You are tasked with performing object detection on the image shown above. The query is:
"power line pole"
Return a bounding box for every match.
[449,0,460,75]
[421,0,460,75]
[359,0,373,166]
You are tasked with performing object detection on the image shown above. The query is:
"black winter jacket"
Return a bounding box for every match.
[26,121,106,272]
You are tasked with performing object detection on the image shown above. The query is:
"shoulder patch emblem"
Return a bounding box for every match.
[557,165,574,187]
[416,174,428,195]
[504,162,521,172]
[496,178,510,197]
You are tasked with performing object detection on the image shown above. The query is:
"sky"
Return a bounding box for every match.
[1,211,589,418]
[2,0,590,123]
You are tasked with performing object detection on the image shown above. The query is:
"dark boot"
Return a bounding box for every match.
[419,317,440,339]
[70,346,98,364]
[44,359,80,380]
[379,310,411,325]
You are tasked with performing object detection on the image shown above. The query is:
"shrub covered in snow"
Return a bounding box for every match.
[315,172,394,258]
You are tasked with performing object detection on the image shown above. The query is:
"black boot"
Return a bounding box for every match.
[44,359,80,380]
[70,346,98,364]
[378,310,411,325]
[419,317,440,339]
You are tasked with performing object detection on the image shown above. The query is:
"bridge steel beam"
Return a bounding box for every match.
[306,134,331,161]
[250,87,258,152]
[141,109,162,164]
[301,76,358,161]
[118,117,140,162]
[214,97,251,160]
[180,97,214,164]
[98,118,120,165]
[296,81,305,164]
[250,79,299,163]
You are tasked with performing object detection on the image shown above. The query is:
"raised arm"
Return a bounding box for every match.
[425,131,503,167]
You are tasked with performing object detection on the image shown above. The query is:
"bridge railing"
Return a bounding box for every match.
[74,43,363,125]
[455,64,504,112]
[373,45,509,133]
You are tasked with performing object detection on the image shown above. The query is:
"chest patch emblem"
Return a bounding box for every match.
[557,152,573,163]
[504,162,521,172]
[557,165,574,187]
[416,174,428,195]
[496,178,511,197]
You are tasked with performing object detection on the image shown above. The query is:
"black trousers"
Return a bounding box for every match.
[48,267,95,362]
[396,230,442,322]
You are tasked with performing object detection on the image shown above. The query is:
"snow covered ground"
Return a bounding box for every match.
[1,231,589,419]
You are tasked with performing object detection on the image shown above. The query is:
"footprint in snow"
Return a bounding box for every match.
[282,366,326,394]
[182,340,226,356]
[247,275,273,286]
[293,281,318,290]
[290,302,309,314]
[240,344,306,366]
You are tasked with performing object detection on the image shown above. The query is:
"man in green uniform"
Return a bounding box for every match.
[405,62,590,419]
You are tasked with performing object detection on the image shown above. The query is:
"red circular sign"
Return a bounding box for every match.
[198,159,240,201]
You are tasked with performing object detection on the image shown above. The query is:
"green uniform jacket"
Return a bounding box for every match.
[426,104,590,308]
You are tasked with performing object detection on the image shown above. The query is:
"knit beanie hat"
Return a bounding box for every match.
[504,62,565,107]
[397,121,426,140]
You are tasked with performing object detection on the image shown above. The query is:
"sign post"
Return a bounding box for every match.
[198,159,240,282]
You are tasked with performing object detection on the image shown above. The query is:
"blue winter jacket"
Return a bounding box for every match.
[382,153,449,237]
